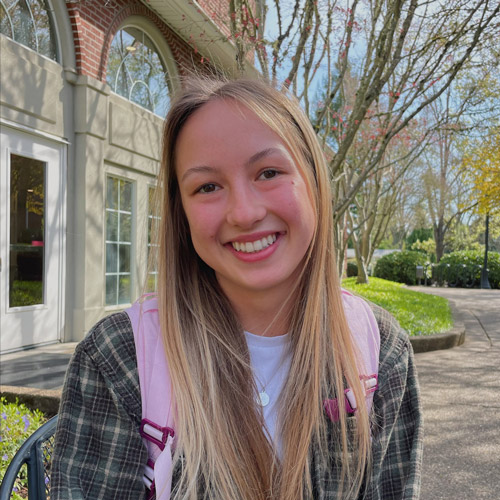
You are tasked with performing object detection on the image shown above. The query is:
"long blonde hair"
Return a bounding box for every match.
[156,78,371,499]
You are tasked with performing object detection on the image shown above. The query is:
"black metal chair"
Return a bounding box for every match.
[0,415,58,500]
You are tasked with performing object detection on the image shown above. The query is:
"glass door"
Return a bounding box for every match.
[0,127,65,352]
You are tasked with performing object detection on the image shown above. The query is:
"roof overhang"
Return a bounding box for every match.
[140,0,259,78]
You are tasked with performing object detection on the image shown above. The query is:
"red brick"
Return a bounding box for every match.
[64,0,218,81]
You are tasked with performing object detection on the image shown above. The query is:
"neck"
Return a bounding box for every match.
[225,288,296,337]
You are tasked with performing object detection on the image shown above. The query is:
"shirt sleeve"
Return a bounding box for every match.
[366,305,424,500]
[51,313,148,500]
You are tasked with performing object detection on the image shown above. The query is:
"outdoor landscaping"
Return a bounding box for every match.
[342,277,453,336]
[0,397,48,499]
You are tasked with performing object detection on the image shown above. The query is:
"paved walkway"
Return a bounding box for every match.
[1,287,499,499]
[1,341,76,390]
[412,287,500,500]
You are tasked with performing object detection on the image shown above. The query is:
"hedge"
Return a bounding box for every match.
[374,251,427,285]
[435,250,499,289]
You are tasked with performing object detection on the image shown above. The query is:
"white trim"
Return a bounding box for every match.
[103,173,136,308]
[0,118,70,145]
[0,128,67,352]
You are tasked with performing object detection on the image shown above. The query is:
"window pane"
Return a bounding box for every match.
[106,178,118,210]
[106,210,118,241]
[118,275,131,304]
[106,275,117,305]
[9,154,45,307]
[106,243,118,273]
[121,181,132,212]
[119,244,130,273]
[0,0,57,60]
[106,26,170,117]
[120,213,131,242]
[0,5,13,38]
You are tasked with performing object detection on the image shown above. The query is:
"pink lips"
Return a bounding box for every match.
[226,233,281,262]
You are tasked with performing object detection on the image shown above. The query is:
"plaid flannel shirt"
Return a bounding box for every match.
[51,304,423,499]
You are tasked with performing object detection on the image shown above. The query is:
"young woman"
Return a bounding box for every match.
[52,78,422,500]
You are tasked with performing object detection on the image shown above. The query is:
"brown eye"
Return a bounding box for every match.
[198,183,218,193]
[260,169,279,180]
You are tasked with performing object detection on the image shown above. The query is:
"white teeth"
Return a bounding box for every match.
[231,234,277,253]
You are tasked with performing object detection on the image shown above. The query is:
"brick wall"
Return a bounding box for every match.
[198,0,232,38]
[65,0,204,81]
[197,0,260,39]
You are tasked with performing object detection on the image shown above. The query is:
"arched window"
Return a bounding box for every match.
[107,26,171,117]
[0,0,57,60]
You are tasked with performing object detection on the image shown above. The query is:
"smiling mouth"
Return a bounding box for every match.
[231,233,277,253]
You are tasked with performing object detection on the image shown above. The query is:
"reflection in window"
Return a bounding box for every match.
[9,154,45,307]
[105,177,133,305]
[0,0,57,60]
[106,26,170,117]
[146,186,159,292]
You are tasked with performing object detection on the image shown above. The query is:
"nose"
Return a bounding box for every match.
[226,184,266,228]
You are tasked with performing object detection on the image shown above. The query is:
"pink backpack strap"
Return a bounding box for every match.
[126,295,175,500]
[324,289,380,422]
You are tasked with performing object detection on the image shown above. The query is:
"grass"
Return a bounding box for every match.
[342,277,453,336]
[0,397,48,499]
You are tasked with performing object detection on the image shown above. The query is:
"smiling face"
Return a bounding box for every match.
[175,99,316,307]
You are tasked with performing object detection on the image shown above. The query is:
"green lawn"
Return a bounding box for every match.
[342,277,453,336]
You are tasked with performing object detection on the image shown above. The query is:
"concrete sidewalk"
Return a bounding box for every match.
[412,287,500,500]
[1,341,77,391]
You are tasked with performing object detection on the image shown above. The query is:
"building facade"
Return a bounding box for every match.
[0,0,256,352]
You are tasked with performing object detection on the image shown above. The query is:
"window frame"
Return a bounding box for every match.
[104,174,135,308]
[105,16,179,118]
[0,0,59,62]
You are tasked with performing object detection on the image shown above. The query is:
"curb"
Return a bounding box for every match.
[410,323,466,353]
[409,297,466,353]
[1,385,61,416]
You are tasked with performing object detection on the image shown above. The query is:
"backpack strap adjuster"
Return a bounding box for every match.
[324,374,378,422]
[140,418,175,451]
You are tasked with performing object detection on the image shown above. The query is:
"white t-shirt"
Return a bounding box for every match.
[244,330,292,455]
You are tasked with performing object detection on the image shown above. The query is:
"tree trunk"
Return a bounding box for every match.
[434,220,445,262]
[356,255,369,284]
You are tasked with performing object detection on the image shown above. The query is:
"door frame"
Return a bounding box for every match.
[0,122,67,353]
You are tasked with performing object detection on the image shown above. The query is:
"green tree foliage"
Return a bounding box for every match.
[405,228,434,248]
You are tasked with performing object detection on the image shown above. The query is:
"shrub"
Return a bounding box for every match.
[405,228,433,248]
[0,397,47,499]
[435,250,499,289]
[374,250,427,285]
[346,260,358,278]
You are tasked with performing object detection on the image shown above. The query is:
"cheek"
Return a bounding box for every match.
[183,202,219,248]
[277,182,316,234]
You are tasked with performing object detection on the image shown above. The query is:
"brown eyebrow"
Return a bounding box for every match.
[180,147,288,183]
[180,165,215,183]
[245,147,285,167]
